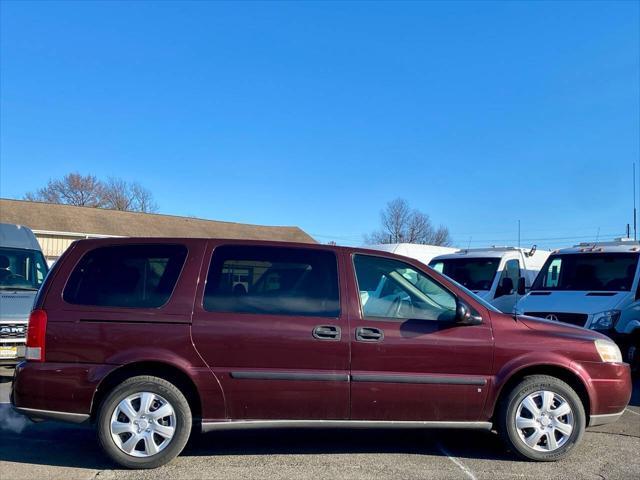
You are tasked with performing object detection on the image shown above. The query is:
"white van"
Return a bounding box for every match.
[366,243,458,265]
[429,246,551,313]
[515,238,640,365]
[0,223,49,364]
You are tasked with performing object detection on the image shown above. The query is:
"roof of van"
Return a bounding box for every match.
[0,198,316,244]
[431,246,548,260]
[553,239,640,255]
[365,243,457,256]
[0,223,42,251]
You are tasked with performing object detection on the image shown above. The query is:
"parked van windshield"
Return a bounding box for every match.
[532,253,639,292]
[429,257,500,291]
[0,247,49,290]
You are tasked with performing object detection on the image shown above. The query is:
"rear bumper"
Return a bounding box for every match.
[14,406,89,424]
[11,361,116,418]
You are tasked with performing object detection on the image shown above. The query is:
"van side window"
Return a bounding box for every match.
[204,246,340,317]
[545,258,562,288]
[354,254,456,322]
[495,259,520,298]
[63,244,188,308]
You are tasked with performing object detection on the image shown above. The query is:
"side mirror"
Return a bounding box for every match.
[455,301,483,325]
[517,277,526,296]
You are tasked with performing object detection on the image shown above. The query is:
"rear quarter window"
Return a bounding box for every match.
[63,244,188,308]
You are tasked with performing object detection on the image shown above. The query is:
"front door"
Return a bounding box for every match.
[348,253,494,422]
[191,243,350,421]
[492,258,521,313]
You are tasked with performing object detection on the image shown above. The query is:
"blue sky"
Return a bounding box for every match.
[1,0,638,249]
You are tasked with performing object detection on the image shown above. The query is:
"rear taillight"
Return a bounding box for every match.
[26,309,47,362]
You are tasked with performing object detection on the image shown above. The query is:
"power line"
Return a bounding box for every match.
[312,231,625,243]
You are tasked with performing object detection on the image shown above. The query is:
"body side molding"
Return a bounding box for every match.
[201,419,493,432]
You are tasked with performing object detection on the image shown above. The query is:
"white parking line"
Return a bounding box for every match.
[625,408,640,416]
[438,442,477,480]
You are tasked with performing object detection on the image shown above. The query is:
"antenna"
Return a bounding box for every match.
[518,220,521,249]
[595,227,600,243]
[635,163,638,241]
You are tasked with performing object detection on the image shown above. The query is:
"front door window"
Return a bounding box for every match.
[353,254,456,322]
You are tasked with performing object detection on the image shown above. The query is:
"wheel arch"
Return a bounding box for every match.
[90,361,203,423]
[490,364,591,424]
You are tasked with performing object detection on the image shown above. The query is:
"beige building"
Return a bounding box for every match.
[0,198,315,264]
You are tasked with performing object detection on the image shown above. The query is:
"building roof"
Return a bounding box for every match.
[0,198,316,243]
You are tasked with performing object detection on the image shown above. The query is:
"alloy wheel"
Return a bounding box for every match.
[514,390,574,452]
[110,392,176,458]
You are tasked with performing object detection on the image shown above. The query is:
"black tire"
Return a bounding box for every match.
[498,375,586,461]
[97,375,192,469]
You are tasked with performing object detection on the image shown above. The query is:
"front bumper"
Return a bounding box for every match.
[0,343,25,366]
[573,361,632,420]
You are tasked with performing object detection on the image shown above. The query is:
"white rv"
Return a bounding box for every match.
[515,238,640,366]
[429,246,551,313]
[0,223,49,364]
[366,243,458,265]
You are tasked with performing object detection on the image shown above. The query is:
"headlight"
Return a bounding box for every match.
[594,339,623,363]
[590,310,621,330]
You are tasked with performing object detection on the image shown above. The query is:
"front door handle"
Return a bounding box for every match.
[313,325,341,341]
[356,327,384,342]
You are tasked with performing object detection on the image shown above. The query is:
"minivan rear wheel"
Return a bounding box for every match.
[498,375,585,461]
[97,375,192,469]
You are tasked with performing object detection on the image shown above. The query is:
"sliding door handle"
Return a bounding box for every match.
[313,325,341,341]
[356,327,384,342]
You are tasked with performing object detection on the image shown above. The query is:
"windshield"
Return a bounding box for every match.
[0,247,49,290]
[532,253,639,292]
[429,257,500,291]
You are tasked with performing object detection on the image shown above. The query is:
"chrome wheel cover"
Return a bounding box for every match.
[515,390,574,452]
[110,392,176,458]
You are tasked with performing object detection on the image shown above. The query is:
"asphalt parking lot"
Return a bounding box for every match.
[0,366,638,480]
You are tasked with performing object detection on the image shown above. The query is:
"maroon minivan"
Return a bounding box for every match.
[11,238,632,468]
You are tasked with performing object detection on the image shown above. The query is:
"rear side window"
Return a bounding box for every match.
[204,245,340,317]
[63,244,188,308]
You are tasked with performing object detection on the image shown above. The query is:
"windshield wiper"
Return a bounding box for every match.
[0,286,38,291]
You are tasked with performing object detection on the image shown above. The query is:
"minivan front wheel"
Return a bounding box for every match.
[499,375,585,461]
[97,375,192,469]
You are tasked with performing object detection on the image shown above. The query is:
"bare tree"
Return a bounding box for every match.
[130,182,158,213]
[24,173,158,213]
[92,178,158,213]
[365,198,452,246]
[24,173,104,207]
[101,178,133,211]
